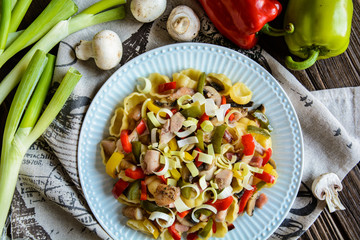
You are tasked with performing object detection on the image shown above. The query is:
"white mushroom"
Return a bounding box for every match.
[167,5,200,42]
[130,0,167,23]
[75,30,122,70]
[311,173,345,213]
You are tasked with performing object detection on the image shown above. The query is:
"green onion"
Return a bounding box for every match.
[0,0,78,68]
[0,49,82,233]
[8,0,33,33]
[0,0,11,54]
[0,0,126,105]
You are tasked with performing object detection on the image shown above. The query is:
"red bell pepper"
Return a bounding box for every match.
[187,232,198,240]
[198,0,282,49]
[136,119,147,135]
[206,196,233,211]
[125,167,146,180]
[194,147,203,167]
[238,185,257,213]
[167,108,178,119]
[212,220,217,233]
[140,180,147,200]
[241,134,255,156]
[197,113,209,129]
[221,96,235,121]
[177,209,191,218]
[262,148,272,166]
[112,179,129,199]
[169,222,181,240]
[120,130,132,153]
[158,175,167,184]
[254,171,275,184]
[158,82,176,93]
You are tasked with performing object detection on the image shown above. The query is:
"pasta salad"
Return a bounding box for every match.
[100,69,277,240]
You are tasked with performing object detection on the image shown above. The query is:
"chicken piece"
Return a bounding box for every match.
[255,193,268,209]
[122,206,144,220]
[176,215,195,227]
[215,209,228,222]
[129,104,142,121]
[214,169,233,190]
[168,87,195,101]
[223,129,233,143]
[170,112,185,133]
[175,223,190,233]
[159,119,175,147]
[128,129,139,142]
[154,184,180,207]
[249,156,263,168]
[141,150,161,174]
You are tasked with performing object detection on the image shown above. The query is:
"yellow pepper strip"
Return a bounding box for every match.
[185,152,194,161]
[229,82,252,104]
[263,163,273,174]
[169,138,178,151]
[143,219,160,239]
[106,152,124,179]
[147,100,167,117]
[170,169,181,181]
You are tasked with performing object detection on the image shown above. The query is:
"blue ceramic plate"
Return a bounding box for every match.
[78,43,304,240]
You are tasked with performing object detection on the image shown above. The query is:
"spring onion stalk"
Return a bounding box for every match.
[0,0,78,66]
[0,49,82,233]
[0,0,126,105]
[8,0,33,33]
[0,0,11,55]
[5,30,23,48]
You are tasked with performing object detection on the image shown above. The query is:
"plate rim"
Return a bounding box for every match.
[78,42,304,240]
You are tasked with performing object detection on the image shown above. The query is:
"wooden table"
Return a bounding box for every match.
[1,0,359,239]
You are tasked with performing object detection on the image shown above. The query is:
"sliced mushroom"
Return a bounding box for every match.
[122,206,144,220]
[245,191,260,216]
[311,173,345,213]
[203,86,221,106]
[167,5,200,42]
[75,30,122,70]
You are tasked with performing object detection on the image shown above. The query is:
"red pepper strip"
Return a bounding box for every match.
[166,108,178,119]
[221,96,226,105]
[112,179,129,199]
[169,222,181,240]
[198,0,282,49]
[120,130,132,153]
[262,148,273,166]
[238,185,257,214]
[194,147,203,167]
[197,113,209,128]
[254,172,275,184]
[158,81,176,93]
[158,175,167,184]
[140,180,147,200]
[177,209,191,218]
[221,96,235,121]
[187,232,198,240]
[241,134,255,156]
[125,167,146,180]
[212,220,217,233]
[136,119,147,135]
[206,196,233,211]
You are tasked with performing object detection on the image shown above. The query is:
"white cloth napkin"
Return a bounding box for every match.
[5,0,360,239]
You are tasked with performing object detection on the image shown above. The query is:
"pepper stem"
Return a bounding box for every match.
[261,23,294,37]
[285,49,320,70]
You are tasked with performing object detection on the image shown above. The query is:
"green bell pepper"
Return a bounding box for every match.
[284,0,353,70]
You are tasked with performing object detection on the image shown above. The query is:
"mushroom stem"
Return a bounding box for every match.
[76,40,93,60]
